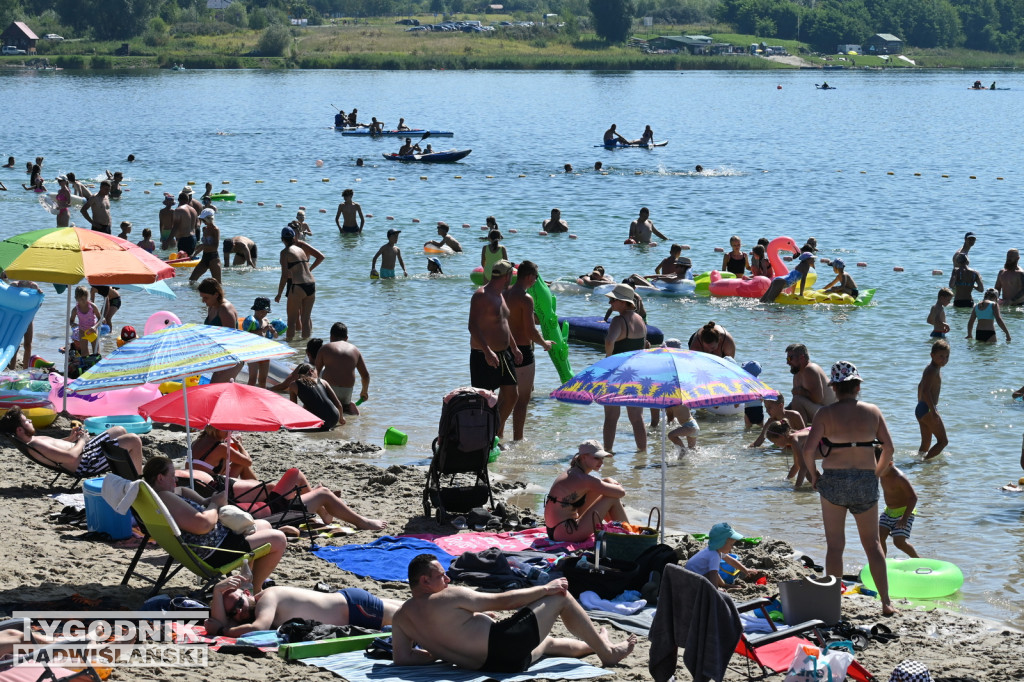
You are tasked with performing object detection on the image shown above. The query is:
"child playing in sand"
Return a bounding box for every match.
[684,522,759,589]
[966,288,1011,343]
[821,258,858,297]
[371,229,407,279]
[917,339,949,459]
[927,288,952,338]
[137,228,156,253]
[879,460,919,558]
[69,285,100,356]
[655,244,683,275]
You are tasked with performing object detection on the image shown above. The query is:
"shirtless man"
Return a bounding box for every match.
[206,575,401,637]
[315,322,369,415]
[785,344,834,424]
[66,172,91,200]
[0,406,142,477]
[158,193,176,250]
[994,248,1024,305]
[542,208,568,234]
[397,137,421,156]
[79,180,112,233]
[602,124,628,147]
[171,192,198,255]
[503,261,553,441]
[468,260,522,440]
[371,229,407,278]
[952,231,976,267]
[334,188,364,234]
[424,222,462,252]
[916,339,949,460]
[393,554,635,673]
[626,207,667,244]
[222,235,258,267]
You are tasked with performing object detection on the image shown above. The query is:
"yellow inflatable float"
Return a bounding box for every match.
[0,406,57,429]
[774,288,876,306]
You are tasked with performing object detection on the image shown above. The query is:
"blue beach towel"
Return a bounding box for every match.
[313,536,456,582]
[302,650,608,681]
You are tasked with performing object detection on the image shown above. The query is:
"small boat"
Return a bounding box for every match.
[340,128,454,137]
[595,141,669,149]
[382,149,471,163]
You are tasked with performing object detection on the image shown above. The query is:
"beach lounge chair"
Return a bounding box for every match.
[732,597,830,679]
[423,388,497,524]
[118,476,272,597]
[2,433,90,490]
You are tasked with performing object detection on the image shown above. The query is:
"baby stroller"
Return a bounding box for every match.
[423,387,497,523]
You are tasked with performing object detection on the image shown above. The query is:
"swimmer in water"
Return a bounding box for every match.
[966,288,1010,343]
[927,288,952,338]
[915,339,949,460]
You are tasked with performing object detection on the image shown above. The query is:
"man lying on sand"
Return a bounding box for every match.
[392,554,636,673]
[205,575,401,637]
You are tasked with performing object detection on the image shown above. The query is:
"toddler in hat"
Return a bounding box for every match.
[685,522,759,589]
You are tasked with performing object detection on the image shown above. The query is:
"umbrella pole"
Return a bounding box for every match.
[660,409,667,544]
[61,288,71,414]
[183,382,194,489]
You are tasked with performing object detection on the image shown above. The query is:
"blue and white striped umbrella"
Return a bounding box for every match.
[69,323,293,392]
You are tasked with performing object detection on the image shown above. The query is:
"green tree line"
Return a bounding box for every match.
[2,0,1023,50]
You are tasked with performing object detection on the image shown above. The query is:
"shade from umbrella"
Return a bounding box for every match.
[551,347,779,542]
[551,347,779,408]
[68,323,294,393]
[139,382,323,432]
[0,227,174,285]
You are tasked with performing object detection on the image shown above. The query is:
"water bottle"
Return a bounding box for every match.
[239,557,254,591]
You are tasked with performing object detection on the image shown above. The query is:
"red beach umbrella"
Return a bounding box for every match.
[138,382,323,432]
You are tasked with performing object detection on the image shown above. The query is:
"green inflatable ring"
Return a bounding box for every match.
[860,558,963,599]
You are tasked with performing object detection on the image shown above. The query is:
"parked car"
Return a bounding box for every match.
[42,34,64,41]
[395,19,419,25]
[406,25,428,31]
[2,46,27,55]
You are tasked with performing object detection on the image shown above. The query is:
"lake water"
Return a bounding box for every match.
[2,68,1023,627]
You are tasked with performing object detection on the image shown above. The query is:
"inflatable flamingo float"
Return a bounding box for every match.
[708,236,816,298]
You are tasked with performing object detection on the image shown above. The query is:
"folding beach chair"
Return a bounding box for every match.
[732,597,828,679]
[116,476,272,597]
[3,433,87,490]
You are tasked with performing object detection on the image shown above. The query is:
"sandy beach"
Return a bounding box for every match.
[2,419,1021,681]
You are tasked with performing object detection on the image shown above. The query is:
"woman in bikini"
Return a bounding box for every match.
[543,440,628,543]
[602,283,648,452]
[189,209,222,284]
[197,278,242,383]
[801,361,896,617]
[275,226,325,341]
[54,175,72,227]
[688,321,736,359]
[721,235,749,277]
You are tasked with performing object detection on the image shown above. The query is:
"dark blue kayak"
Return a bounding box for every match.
[595,141,669,149]
[559,316,664,346]
[339,128,455,137]
[382,149,471,163]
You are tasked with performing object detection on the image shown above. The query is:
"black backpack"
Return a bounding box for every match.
[632,543,680,590]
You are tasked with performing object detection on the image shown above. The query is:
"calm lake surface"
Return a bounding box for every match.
[2,67,1023,627]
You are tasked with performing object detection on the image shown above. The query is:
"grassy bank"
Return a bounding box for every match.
[3,20,1024,70]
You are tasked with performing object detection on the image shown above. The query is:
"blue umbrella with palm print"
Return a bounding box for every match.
[551,347,779,541]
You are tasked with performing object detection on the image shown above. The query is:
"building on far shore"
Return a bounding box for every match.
[837,43,862,53]
[649,35,733,55]
[864,33,903,54]
[1,21,38,53]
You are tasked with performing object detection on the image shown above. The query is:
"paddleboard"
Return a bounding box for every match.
[595,141,669,149]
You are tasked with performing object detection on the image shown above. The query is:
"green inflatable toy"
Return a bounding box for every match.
[528,278,573,383]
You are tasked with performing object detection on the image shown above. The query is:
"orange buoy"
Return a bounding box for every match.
[365,213,373,218]
[538,231,548,236]
[681,245,691,250]
[257,202,265,206]
[386,216,394,220]
[856,262,867,267]
[893,266,904,272]
[508,229,518,234]
[932,269,943,275]
[412,218,420,223]
[569,234,578,239]
[714,247,724,252]
[462,223,470,228]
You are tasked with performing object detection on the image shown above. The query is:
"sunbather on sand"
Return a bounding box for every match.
[392,554,636,673]
[0,406,143,477]
[205,575,402,637]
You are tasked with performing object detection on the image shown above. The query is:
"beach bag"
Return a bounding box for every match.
[783,642,855,682]
[218,504,256,536]
[562,553,639,600]
[602,508,660,561]
[779,575,842,626]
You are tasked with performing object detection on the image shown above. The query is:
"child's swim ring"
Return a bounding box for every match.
[860,557,963,599]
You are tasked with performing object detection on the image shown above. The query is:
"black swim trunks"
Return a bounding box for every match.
[976,329,996,342]
[515,344,535,368]
[744,404,764,426]
[480,607,540,673]
[177,235,197,255]
[341,225,360,234]
[953,299,973,308]
[470,348,517,390]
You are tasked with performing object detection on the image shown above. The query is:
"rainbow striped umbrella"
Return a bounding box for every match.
[69,323,295,485]
[0,227,173,285]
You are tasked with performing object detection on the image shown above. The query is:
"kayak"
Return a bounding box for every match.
[208,192,236,201]
[383,149,471,163]
[595,141,669,149]
[340,128,454,137]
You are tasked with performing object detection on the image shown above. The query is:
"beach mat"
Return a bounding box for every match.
[402,528,595,554]
[585,606,654,638]
[302,650,608,681]
[312,536,455,582]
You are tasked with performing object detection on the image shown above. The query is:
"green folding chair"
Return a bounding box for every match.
[121,477,271,597]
